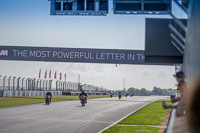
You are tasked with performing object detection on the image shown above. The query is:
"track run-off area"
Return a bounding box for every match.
[0,96,166,133]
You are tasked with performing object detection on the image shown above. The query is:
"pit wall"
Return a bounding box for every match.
[0,91,62,97]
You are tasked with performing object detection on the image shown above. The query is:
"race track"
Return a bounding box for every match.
[0,96,165,133]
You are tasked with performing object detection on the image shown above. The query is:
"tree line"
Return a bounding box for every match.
[113,87,175,96]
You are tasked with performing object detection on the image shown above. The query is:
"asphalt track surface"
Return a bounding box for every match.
[0,96,165,133]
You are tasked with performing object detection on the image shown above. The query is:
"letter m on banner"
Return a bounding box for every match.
[0,50,8,56]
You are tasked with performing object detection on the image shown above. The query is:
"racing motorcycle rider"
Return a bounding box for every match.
[118,91,122,99]
[79,91,88,103]
[45,91,52,102]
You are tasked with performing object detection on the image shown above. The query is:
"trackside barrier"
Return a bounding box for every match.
[26,91,28,96]
[12,91,15,96]
[22,91,25,96]
[40,91,42,96]
[42,91,44,96]
[0,91,62,97]
[35,91,38,96]
[6,91,11,97]
[18,91,21,96]
[0,90,4,97]
[166,109,176,133]
[31,91,34,96]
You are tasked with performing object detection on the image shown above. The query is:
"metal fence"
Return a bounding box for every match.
[0,77,52,91]
[53,81,79,92]
[0,75,110,93]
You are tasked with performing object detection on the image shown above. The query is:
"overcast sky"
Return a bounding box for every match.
[0,0,186,90]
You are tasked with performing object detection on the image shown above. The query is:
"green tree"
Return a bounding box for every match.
[152,87,162,95]
[127,87,175,96]
[146,90,151,96]
[140,88,147,96]
[127,87,136,94]
[135,89,140,96]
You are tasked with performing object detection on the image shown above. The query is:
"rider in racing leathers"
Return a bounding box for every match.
[79,91,88,103]
[45,91,52,102]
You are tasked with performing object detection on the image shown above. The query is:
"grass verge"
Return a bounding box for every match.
[0,95,112,108]
[119,100,170,125]
[104,100,171,133]
[103,126,160,133]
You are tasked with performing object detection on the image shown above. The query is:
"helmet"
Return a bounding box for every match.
[82,91,84,93]
[173,70,184,78]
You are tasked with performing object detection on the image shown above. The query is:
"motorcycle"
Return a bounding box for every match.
[130,93,134,97]
[118,95,121,99]
[45,95,51,105]
[80,95,86,106]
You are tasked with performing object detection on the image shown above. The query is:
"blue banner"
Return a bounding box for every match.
[0,46,145,64]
